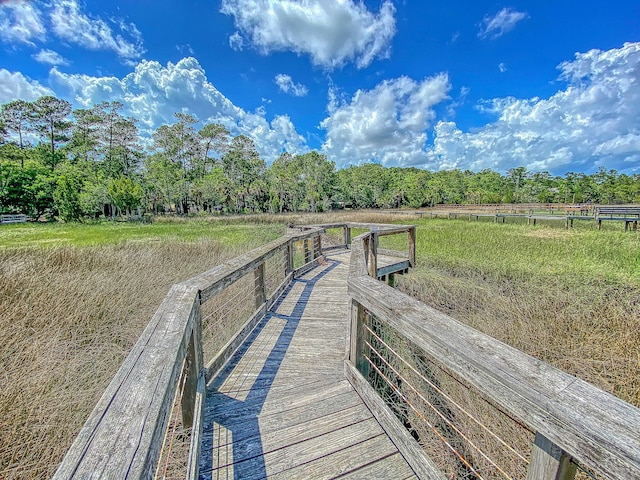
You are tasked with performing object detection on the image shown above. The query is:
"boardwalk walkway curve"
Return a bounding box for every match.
[53,222,640,480]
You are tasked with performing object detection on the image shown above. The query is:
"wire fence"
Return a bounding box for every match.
[154,357,191,480]
[264,247,289,299]
[363,314,533,480]
[320,227,347,251]
[200,271,261,365]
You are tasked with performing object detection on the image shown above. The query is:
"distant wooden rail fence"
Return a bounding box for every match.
[0,213,28,224]
[53,220,640,479]
[346,230,640,479]
[388,203,640,230]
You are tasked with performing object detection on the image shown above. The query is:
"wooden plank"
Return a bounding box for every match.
[207,380,354,423]
[345,361,446,480]
[377,260,410,278]
[53,283,200,480]
[213,393,364,448]
[213,405,375,467]
[348,274,640,480]
[337,452,417,479]
[207,419,384,480]
[268,433,400,480]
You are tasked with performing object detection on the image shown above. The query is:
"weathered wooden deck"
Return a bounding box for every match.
[199,251,417,479]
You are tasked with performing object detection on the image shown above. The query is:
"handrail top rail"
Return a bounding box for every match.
[186,227,325,303]
[297,221,415,231]
[347,234,640,480]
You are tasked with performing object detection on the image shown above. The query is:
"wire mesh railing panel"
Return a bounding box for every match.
[290,235,322,270]
[264,248,288,300]
[200,271,260,366]
[154,358,191,480]
[320,227,346,250]
[362,314,534,480]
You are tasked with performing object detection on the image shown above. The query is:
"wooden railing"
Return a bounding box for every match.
[346,231,640,479]
[53,227,327,480]
[53,221,415,479]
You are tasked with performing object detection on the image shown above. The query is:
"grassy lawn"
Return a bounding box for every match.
[0,218,284,248]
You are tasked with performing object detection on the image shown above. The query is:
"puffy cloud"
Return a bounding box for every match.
[478,8,528,39]
[425,43,640,174]
[275,74,308,97]
[0,1,46,46]
[0,69,53,103]
[321,74,451,166]
[46,57,307,162]
[49,0,145,60]
[498,62,507,73]
[220,0,396,69]
[32,49,69,66]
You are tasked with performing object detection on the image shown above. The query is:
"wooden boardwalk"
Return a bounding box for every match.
[199,251,418,480]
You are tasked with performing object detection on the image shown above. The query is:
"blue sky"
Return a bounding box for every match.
[1,0,639,175]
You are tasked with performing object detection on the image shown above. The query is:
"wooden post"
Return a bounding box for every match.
[367,232,378,278]
[526,433,577,480]
[187,372,206,480]
[408,226,416,267]
[254,262,266,309]
[285,243,293,275]
[181,301,202,429]
[303,239,311,263]
[349,301,371,379]
[314,234,322,258]
[343,226,352,248]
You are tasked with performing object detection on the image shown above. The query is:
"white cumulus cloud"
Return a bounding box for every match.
[46,57,307,162]
[32,49,69,66]
[220,0,396,69]
[275,74,308,97]
[479,8,528,39]
[425,42,640,174]
[0,70,53,104]
[321,74,451,166]
[0,0,46,46]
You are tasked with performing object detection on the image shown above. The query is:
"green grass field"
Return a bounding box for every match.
[0,213,638,478]
[0,218,285,248]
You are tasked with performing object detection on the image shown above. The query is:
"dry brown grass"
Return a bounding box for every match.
[398,269,640,407]
[0,237,275,479]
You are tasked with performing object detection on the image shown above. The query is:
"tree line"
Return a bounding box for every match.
[1,96,639,221]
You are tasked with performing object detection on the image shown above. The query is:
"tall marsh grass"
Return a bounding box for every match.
[0,222,282,479]
[1,212,638,477]
[397,220,640,406]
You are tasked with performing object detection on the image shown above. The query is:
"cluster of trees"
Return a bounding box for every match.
[1,96,639,221]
